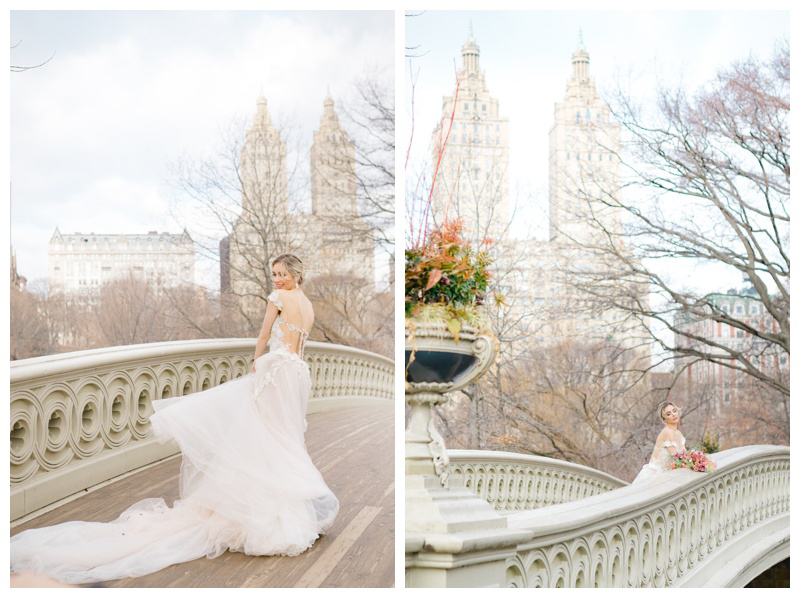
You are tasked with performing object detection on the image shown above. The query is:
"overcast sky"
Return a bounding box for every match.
[404,10,789,294]
[10,10,394,289]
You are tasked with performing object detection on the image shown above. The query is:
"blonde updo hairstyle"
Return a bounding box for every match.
[659,401,681,422]
[272,254,304,285]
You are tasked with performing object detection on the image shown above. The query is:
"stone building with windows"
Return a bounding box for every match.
[48,228,195,293]
[311,94,357,218]
[429,26,510,246]
[672,288,789,446]
[518,38,650,361]
[547,35,622,244]
[305,94,374,276]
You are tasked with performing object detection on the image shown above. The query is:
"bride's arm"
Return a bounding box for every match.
[253,298,280,371]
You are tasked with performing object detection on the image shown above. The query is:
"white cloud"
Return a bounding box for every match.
[10,10,394,283]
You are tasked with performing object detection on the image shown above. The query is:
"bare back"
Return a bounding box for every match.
[272,289,314,356]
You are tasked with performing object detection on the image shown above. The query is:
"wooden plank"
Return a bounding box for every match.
[294,505,383,588]
[322,499,395,587]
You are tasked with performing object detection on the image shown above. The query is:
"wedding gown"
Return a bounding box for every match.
[632,430,686,484]
[10,291,339,585]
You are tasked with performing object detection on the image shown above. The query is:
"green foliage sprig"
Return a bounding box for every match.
[695,431,720,454]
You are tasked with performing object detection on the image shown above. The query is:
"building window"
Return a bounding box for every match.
[496,124,500,131]
[736,304,744,314]
[576,112,581,123]
[464,103,469,111]
[482,104,486,111]
[566,152,570,159]
[750,305,759,314]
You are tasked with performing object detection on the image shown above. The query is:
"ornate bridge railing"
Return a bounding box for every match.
[503,445,789,588]
[447,450,627,511]
[10,339,393,522]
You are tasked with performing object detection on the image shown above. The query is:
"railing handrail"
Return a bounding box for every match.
[498,444,789,587]
[449,449,628,488]
[11,338,393,385]
[11,338,393,522]
[507,444,789,534]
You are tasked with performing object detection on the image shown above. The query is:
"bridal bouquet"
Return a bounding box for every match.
[669,450,716,473]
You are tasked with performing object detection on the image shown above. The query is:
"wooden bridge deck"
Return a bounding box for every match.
[10,402,395,588]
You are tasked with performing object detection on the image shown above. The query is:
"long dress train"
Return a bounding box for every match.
[10,291,338,585]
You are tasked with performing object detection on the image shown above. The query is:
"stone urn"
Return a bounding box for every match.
[405,318,534,588]
[404,319,495,481]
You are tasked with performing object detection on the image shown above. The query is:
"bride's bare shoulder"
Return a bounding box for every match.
[656,427,678,442]
[273,289,310,311]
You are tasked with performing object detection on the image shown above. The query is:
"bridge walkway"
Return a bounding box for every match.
[11,403,394,588]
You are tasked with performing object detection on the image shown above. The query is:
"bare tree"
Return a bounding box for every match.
[10,286,51,359]
[171,105,309,332]
[88,274,169,346]
[10,39,55,72]
[305,273,393,357]
[562,40,789,402]
[169,80,393,351]
[334,66,395,254]
[435,328,671,482]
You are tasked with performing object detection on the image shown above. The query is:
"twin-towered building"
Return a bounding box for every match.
[223,92,374,317]
[429,29,784,450]
[430,30,622,245]
[48,91,374,307]
[429,29,649,362]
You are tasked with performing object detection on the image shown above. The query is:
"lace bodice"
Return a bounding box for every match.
[267,291,309,359]
[650,431,686,471]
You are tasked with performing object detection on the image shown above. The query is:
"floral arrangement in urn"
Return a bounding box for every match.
[405,218,502,341]
[696,431,720,454]
[669,450,717,473]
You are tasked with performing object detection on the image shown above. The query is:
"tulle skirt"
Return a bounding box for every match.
[632,462,669,485]
[10,351,339,585]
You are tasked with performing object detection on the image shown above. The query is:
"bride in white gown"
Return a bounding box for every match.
[10,254,339,585]
[632,402,687,484]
